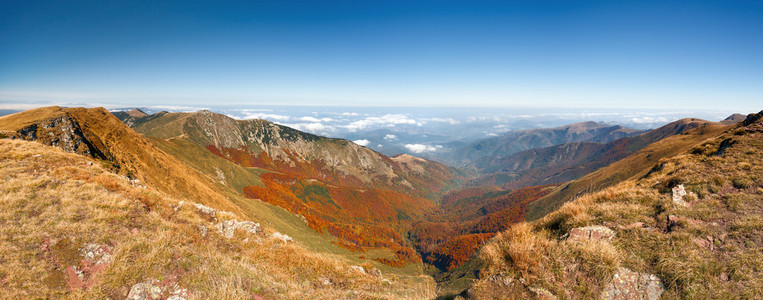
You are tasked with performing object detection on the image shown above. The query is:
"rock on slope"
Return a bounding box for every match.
[471,111,763,299]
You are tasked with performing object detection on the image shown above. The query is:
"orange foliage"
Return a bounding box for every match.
[425,233,495,271]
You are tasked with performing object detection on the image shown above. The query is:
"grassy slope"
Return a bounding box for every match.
[129,113,434,277]
[0,107,242,215]
[0,138,436,299]
[473,113,763,299]
[527,120,732,221]
[126,110,457,269]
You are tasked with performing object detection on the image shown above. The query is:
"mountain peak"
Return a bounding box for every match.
[125,108,148,118]
[720,113,747,125]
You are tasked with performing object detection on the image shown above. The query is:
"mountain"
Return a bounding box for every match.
[110,108,149,127]
[0,106,241,213]
[0,138,433,298]
[114,109,461,266]
[720,113,747,125]
[526,118,733,221]
[469,118,723,189]
[471,111,763,299]
[442,121,644,167]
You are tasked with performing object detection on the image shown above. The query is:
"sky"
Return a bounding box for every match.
[0,0,761,110]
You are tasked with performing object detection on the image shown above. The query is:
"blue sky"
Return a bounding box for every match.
[0,0,761,110]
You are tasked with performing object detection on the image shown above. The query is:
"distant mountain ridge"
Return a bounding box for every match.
[442,121,644,167]
[468,117,722,189]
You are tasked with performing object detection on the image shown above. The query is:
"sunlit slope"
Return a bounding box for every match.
[0,106,240,213]
[0,138,435,299]
[123,109,461,267]
[473,111,763,299]
[526,118,733,220]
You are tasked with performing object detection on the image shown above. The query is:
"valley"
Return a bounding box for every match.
[0,106,759,299]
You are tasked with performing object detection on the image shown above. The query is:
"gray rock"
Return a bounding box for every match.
[601,268,664,300]
[568,225,615,242]
[126,280,163,300]
[672,184,688,206]
[216,219,262,239]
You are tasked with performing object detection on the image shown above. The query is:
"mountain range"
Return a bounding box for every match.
[0,106,758,299]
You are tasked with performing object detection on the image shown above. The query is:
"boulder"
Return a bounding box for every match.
[568,225,615,242]
[216,220,262,239]
[601,268,664,300]
[672,184,688,206]
[271,232,293,243]
[126,279,188,300]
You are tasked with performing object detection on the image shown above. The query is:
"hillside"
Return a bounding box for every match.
[469,118,724,189]
[115,109,461,267]
[526,118,733,221]
[443,121,644,167]
[0,138,435,299]
[0,106,241,214]
[471,111,763,299]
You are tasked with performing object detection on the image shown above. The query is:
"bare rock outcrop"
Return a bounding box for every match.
[672,184,688,206]
[216,220,262,239]
[568,225,615,242]
[601,268,664,300]
[126,279,188,300]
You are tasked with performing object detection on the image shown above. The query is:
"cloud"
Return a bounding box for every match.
[424,117,460,125]
[404,144,443,153]
[299,116,335,122]
[383,134,397,140]
[343,114,420,131]
[629,116,670,124]
[280,122,333,133]
[353,139,371,146]
[239,113,291,121]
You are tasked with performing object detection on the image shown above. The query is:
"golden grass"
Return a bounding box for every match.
[473,115,763,299]
[0,139,435,299]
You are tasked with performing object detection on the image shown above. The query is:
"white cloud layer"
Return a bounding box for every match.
[404,144,443,153]
[343,114,420,131]
[353,139,371,146]
[383,134,397,140]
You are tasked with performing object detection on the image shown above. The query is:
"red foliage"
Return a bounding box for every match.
[425,233,495,271]
[410,185,554,271]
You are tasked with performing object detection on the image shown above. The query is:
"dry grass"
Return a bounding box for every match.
[473,114,763,299]
[0,139,435,299]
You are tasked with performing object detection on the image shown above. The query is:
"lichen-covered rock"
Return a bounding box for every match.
[672,184,688,206]
[601,268,664,300]
[194,203,217,218]
[568,225,615,241]
[127,280,163,300]
[126,279,188,300]
[216,219,262,239]
[350,265,366,274]
[64,243,114,290]
[271,232,293,243]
